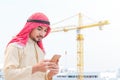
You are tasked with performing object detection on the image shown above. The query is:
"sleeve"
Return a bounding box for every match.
[3,44,32,80]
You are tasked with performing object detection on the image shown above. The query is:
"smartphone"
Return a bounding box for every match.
[50,54,61,64]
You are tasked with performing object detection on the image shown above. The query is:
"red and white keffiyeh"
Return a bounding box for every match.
[8,12,51,53]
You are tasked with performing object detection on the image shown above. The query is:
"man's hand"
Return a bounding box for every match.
[47,63,59,80]
[32,60,58,74]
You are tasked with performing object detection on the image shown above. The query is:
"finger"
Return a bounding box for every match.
[43,59,51,62]
[45,65,49,70]
[48,65,59,70]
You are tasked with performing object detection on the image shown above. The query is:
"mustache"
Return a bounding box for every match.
[37,35,44,38]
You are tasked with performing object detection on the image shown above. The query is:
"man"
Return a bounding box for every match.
[3,12,59,80]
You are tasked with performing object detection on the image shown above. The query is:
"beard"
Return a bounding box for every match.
[32,36,43,42]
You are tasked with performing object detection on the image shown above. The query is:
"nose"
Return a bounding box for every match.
[39,30,46,37]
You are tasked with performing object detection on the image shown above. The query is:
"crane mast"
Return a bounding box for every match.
[51,13,109,80]
[77,33,84,80]
[77,13,84,80]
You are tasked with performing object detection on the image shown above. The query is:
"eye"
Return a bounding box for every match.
[37,26,42,31]
[44,29,48,32]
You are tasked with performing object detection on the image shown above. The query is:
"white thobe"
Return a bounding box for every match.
[3,38,48,80]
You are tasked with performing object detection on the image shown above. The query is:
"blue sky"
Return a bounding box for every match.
[0,0,120,72]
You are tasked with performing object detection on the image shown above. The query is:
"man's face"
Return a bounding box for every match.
[29,26,48,42]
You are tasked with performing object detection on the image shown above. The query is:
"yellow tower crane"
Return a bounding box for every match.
[51,13,109,80]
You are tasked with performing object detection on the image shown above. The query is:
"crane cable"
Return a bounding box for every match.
[51,14,78,26]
